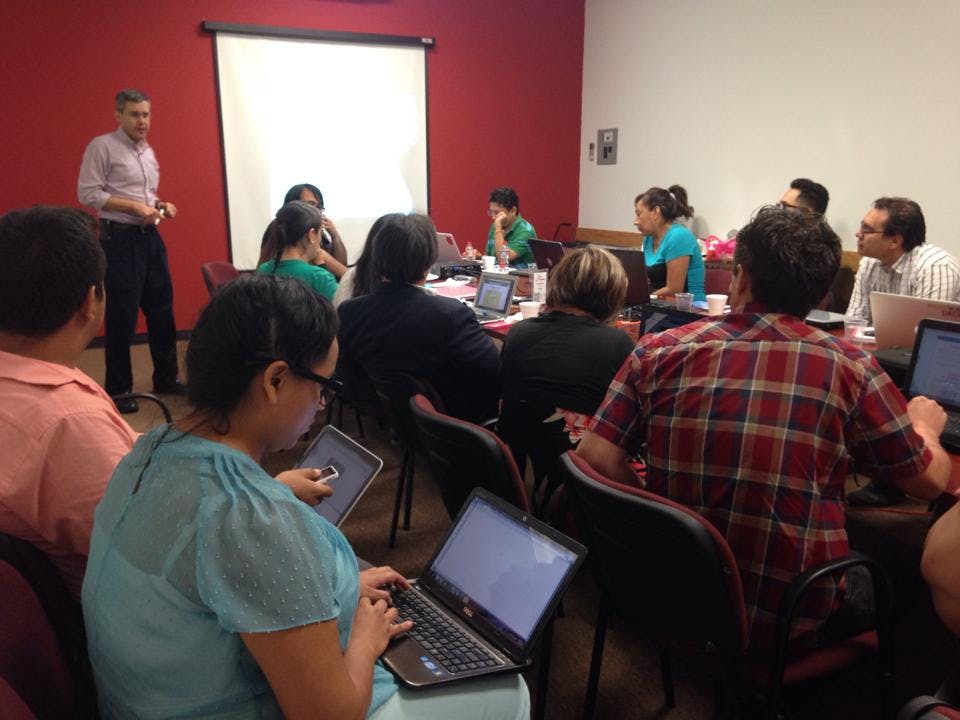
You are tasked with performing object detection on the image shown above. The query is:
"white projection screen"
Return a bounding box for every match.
[211,27,430,269]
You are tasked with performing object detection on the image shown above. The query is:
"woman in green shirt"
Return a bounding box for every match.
[257,201,339,300]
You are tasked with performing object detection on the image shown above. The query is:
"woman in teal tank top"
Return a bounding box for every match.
[634,184,706,302]
[82,274,529,719]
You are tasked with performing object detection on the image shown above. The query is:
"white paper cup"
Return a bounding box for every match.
[481,255,496,270]
[706,293,728,316]
[675,292,694,312]
[519,301,541,319]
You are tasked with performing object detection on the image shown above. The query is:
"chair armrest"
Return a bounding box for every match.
[767,552,893,697]
[479,415,499,432]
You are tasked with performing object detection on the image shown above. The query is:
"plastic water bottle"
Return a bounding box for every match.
[464,241,475,260]
[498,245,509,270]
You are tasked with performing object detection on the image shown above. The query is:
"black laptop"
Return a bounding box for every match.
[640,300,704,337]
[295,425,383,527]
[903,318,960,453]
[608,248,651,308]
[381,488,586,687]
[529,238,566,270]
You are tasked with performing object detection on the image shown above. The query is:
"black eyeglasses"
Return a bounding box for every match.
[246,357,343,405]
[858,223,884,236]
[289,365,343,405]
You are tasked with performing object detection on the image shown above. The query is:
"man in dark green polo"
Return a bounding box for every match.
[485,187,536,268]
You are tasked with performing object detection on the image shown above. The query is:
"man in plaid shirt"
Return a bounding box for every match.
[578,207,951,649]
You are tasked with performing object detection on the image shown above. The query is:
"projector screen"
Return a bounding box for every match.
[213,29,429,269]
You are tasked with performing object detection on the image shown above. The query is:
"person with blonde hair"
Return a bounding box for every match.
[499,246,635,508]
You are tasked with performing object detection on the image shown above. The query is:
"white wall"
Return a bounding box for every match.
[579,0,960,256]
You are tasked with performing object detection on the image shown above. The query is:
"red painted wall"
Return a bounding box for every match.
[0,1,584,330]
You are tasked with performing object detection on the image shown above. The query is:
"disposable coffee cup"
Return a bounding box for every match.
[706,293,728,316]
[675,292,694,312]
[481,255,496,270]
[519,301,541,319]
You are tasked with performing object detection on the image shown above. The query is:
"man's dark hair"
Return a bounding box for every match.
[635,185,694,221]
[0,206,105,337]
[489,187,519,212]
[115,88,150,112]
[372,213,439,284]
[790,178,829,214]
[874,197,925,251]
[185,273,338,433]
[734,205,840,317]
[283,183,325,210]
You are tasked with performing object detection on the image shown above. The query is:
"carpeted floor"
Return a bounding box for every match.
[79,339,960,719]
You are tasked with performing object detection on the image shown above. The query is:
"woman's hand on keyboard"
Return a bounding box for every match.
[351,597,413,659]
[359,566,411,602]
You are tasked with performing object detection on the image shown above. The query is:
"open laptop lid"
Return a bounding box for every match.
[296,425,383,527]
[640,301,704,337]
[870,291,960,349]
[529,238,565,270]
[904,319,960,413]
[418,488,586,662]
[435,232,462,262]
[474,272,518,317]
[608,248,650,305]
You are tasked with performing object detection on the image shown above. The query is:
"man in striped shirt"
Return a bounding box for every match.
[578,206,950,650]
[846,197,960,323]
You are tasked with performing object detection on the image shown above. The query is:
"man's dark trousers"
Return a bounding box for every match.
[100,220,179,396]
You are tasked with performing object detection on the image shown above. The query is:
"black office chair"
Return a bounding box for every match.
[367,371,446,548]
[497,397,575,515]
[558,451,895,719]
[409,394,530,518]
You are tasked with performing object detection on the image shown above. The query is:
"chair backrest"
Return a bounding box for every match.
[200,261,240,297]
[704,266,733,295]
[410,394,531,518]
[558,452,748,653]
[0,560,75,720]
[368,371,446,450]
[497,398,576,484]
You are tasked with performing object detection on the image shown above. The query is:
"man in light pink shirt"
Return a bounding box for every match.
[0,207,138,598]
[77,88,182,414]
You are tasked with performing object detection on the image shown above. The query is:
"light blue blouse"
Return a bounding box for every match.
[642,223,706,301]
[82,427,399,719]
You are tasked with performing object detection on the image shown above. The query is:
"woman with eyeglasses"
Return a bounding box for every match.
[82,273,529,719]
[257,200,339,300]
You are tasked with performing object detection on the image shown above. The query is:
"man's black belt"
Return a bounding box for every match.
[99,218,155,235]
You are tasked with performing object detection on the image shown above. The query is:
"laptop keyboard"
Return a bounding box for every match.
[392,589,502,674]
[944,413,960,438]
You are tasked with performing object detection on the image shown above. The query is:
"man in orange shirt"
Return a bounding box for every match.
[0,206,139,598]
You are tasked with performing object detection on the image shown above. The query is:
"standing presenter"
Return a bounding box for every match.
[78,89,182,414]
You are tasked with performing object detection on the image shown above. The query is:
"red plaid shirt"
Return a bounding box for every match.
[590,310,931,648]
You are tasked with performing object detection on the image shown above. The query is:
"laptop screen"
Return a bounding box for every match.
[908,323,960,409]
[475,275,515,314]
[296,426,383,526]
[609,248,650,306]
[424,495,580,648]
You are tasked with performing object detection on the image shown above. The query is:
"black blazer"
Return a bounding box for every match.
[338,283,501,421]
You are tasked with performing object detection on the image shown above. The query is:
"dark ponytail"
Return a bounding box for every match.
[268,201,322,271]
[352,212,405,298]
[635,184,694,222]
